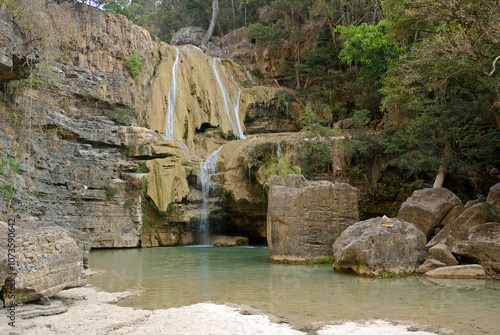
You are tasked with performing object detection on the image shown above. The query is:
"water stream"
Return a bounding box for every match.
[211,58,246,140]
[198,146,224,244]
[89,247,500,334]
[164,46,180,140]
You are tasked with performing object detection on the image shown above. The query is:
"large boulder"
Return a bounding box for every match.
[397,188,464,238]
[451,222,500,276]
[427,243,458,266]
[486,182,500,209]
[427,202,497,248]
[333,217,427,276]
[170,26,205,46]
[267,175,359,263]
[0,224,86,306]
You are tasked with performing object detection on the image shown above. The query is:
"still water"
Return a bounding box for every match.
[89,246,500,334]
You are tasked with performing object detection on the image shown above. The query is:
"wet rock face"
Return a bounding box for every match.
[267,174,359,263]
[333,217,427,276]
[397,188,464,238]
[0,225,86,306]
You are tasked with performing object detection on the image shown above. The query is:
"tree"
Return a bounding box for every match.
[383,0,500,128]
[380,0,500,191]
[201,0,219,47]
[335,20,403,83]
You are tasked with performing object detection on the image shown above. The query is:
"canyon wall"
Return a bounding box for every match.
[0,1,383,251]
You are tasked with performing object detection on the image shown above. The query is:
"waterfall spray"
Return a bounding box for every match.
[198,145,224,245]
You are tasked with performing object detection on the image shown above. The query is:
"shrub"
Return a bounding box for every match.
[103,183,117,199]
[297,140,332,178]
[125,50,144,79]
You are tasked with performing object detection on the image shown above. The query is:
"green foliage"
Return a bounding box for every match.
[1,156,21,175]
[379,271,399,278]
[123,197,133,210]
[103,0,135,20]
[125,50,144,79]
[312,256,334,264]
[244,141,279,171]
[136,162,149,173]
[297,139,332,178]
[247,22,280,47]
[110,108,134,126]
[0,185,14,200]
[335,21,404,82]
[263,149,301,180]
[103,183,117,199]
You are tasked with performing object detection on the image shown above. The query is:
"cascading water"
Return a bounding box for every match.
[211,58,246,140]
[198,145,224,245]
[227,69,246,140]
[164,46,180,140]
[245,69,257,85]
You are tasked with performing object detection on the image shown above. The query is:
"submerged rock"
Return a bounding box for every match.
[267,175,359,263]
[212,236,249,247]
[424,264,486,278]
[333,217,427,276]
[397,188,464,238]
[0,224,86,306]
[416,259,447,274]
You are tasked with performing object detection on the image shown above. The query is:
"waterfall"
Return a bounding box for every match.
[211,58,246,140]
[198,145,224,245]
[164,46,180,140]
[245,69,257,85]
[227,69,246,140]
[277,143,282,160]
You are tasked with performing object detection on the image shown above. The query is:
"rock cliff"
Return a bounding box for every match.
[0,0,309,252]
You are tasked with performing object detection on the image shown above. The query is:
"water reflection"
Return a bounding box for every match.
[89,246,500,334]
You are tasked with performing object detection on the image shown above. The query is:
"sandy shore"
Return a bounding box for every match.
[1,285,448,334]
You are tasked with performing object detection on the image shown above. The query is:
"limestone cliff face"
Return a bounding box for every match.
[0,1,309,251]
[0,1,162,252]
[2,1,373,252]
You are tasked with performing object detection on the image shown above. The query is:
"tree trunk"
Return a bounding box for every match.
[433,165,447,188]
[201,0,219,48]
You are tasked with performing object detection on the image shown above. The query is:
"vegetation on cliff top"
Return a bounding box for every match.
[60,1,500,200]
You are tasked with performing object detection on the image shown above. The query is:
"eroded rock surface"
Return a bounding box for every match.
[0,224,85,306]
[333,217,427,276]
[267,174,359,263]
[397,188,464,238]
[427,202,497,248]
[451,222,500,276]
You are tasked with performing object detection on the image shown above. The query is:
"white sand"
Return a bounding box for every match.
[1,286,442,334]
